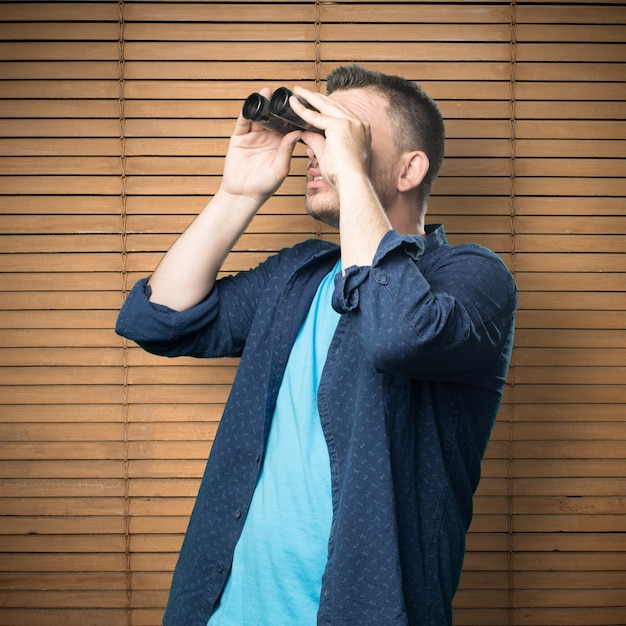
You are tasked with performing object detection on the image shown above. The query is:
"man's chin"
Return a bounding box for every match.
[305,204,339,230]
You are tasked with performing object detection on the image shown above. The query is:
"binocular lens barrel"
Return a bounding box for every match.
[270,88,320,132]
[241,88,323,136]
[242,93,268,121]
[268,87,292,117]
[242,92,302,135]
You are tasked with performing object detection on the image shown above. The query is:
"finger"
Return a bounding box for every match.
[232,113,254,136]
[292,86,329,108]
[292,86,353,118]
[233,86,274,136]
[280,128,304,150]
[288,94,330,132]
[270,129,303,178]
[299,129,326,158]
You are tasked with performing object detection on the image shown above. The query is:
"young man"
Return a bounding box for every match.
[116,65,517,625]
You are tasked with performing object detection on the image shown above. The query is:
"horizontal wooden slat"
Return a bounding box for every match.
[0,3,119,21]
[510,442,626,461]
[0,609,131,626]
[0,516,127,535]
[516,24,626,42]
[0,119,121,138]
[0,23,119,41]
[510,570,626,589]
[517,43,626,62]
[517,4,626,24]
[0,195,124,214]
[515,347,626,366]
[0,42,120,61]
[0,364,123,383]
[0,571,128,590]
[322,4,512,24]
[124,41,316,61]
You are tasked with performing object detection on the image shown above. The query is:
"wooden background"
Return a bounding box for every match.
[0,1,624,624]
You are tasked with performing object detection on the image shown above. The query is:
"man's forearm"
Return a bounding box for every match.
[147,189,263,312]
[337,171,392,270]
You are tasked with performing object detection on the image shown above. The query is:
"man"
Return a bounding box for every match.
[116,65,517,625]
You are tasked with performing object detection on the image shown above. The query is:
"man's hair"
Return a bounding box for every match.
[326,64,445,209]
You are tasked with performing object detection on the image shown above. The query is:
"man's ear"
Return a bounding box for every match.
[397,151,429,192]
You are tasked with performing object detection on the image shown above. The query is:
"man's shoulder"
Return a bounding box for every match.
[427,227,511,273]
[424,230,517,298]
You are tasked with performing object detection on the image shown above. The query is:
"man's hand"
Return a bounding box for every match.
[287,86,394,269]
[220,87,302,206]
[288,86,372,194]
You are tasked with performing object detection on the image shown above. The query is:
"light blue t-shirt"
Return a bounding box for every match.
[208,260,341,626]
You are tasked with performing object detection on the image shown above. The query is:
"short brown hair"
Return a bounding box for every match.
[326,64,445,206]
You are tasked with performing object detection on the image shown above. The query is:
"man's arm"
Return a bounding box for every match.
[146,189,262,312]
[333,232,517,381]
[147,89,302,312]
[289,87,393,270]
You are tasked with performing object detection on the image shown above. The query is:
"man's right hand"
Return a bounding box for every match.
[219,87,302,207]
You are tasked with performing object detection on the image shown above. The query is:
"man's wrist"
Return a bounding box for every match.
[213,186,266,216]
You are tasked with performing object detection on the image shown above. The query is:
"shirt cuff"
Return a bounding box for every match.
[332,230,426,313]
[116,277,218,344]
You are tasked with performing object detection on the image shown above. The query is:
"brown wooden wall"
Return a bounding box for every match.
[0,1,624,624]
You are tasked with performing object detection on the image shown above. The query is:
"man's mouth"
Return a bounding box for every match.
[307,164,328,188]
[307,174,328,191]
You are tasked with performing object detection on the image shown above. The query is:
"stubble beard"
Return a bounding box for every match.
[304,167,397,230]
[304,186,341,229]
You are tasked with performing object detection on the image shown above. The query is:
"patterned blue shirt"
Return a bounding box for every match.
[116,226,517,626]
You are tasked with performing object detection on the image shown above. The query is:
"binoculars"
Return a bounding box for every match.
[242,87,324,136]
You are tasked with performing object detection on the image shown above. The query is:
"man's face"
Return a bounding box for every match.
[304,87,400,229]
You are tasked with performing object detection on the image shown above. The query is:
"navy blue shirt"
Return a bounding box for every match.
[116,226,517,626]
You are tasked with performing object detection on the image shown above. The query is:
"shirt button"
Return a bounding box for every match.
[235,510,241,519]
[216,563,224,573]
[255,454,261,463]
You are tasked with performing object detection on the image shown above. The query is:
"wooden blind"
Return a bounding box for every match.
[0,1,624,625]
[490,4,626,625]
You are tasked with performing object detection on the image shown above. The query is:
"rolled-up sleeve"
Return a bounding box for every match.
[114,240,335,359]
[115,277,229,356]
[115,256,276,358]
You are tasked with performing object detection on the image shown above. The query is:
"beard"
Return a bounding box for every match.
[304,166,398,230]
[304,186,341,229]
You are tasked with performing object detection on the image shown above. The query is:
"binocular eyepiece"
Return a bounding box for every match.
[242,87,323,136]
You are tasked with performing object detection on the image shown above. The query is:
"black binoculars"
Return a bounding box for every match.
[242,87,324,136]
